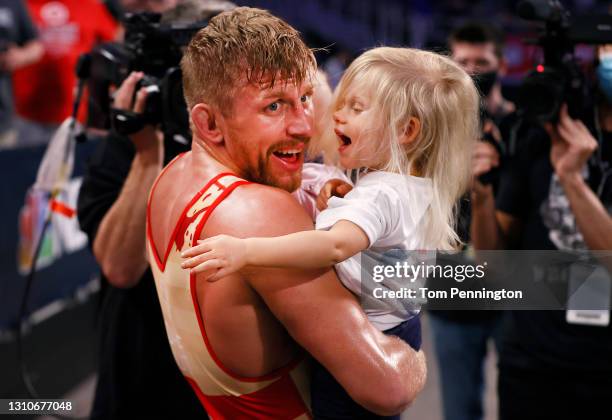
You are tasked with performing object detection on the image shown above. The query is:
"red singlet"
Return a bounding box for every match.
[146,156,311,419]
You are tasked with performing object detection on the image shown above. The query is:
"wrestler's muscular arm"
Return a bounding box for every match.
[93,73,163,287]
[209,185,427,415]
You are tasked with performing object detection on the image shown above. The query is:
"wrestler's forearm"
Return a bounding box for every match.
[279,288,426,415]
[379,335,427,411]
[244,220,368,269]
[93,151,161,288]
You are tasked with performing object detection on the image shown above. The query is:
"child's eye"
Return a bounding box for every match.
[300,94,311,103]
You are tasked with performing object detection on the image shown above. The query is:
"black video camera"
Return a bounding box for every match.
[515,0,612,123]
[85,12,206,141]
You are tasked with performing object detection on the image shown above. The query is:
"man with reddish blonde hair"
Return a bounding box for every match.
[146,7,426,419]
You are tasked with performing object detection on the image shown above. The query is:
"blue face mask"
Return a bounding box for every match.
[597,55,612,104]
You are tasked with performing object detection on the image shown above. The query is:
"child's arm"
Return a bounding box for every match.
[181,220,369,280]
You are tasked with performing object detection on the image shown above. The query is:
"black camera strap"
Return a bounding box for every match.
[110,108,146,136]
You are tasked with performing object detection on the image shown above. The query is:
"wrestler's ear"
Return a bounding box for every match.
[399,117,421,145]
[191,103,223,144]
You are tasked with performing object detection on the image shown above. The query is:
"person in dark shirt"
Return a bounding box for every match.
[470,46,612,420]
[78,130,200,420]
[428,22,513,420]
[77,1,234,418]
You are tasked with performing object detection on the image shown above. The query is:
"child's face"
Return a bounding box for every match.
[332,89,385,169]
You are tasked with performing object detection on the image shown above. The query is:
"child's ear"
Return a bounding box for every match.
[399,117,421,145]
[191,103,223,144]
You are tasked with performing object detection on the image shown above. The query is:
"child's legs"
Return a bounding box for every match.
[311,316,422,420]
[383,314,422,351]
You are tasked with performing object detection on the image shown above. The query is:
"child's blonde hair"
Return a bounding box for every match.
[333,47,479,250]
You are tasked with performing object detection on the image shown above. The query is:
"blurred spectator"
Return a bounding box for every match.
[322,49,351,88]
[0,0,43,149]
[11,0,119,148]
[448,22,514,121]
[428,21,514,420]
[470,45,612,420]
[306,69,336,164]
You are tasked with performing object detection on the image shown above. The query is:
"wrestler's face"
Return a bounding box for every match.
[221,77,314,192]
[333,88,385,170]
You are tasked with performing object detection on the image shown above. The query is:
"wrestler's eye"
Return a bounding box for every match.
[267,102,280,112]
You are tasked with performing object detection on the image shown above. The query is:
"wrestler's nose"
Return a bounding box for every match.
[287,105,313,139]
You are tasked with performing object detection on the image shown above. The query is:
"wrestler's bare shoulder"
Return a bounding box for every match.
[206,182,312,238]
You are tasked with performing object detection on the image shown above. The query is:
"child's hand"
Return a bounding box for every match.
[180,234,247,281]
[316,179,353,211]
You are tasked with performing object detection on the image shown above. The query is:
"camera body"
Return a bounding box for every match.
[516,0,612,123]
[86,12,206,140]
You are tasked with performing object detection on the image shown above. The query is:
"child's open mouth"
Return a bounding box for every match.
[335,129,352,153]
[339,135,351,146]
[334,129,352,153]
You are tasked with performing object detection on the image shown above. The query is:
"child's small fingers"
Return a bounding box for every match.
[192,259,224,275]
[181,253,214,269]
[207,267,231,282]
[321,183,333,199]
[336,184,352,196]
[181,243,212,258]
[316,195,328,211]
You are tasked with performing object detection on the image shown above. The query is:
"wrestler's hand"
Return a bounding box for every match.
[316,179,353,211]
[180,234,247,281]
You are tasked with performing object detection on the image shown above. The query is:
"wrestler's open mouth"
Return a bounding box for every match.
[272,149,301,164]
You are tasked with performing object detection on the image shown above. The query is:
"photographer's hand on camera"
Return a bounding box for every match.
[112,71,163,161]
[471,140,499,204]
[471,117,502,197]
[545,104,597,183]
[91,71,163,288]
[469,124,519,250]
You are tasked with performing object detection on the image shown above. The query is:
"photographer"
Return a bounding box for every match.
[428,22,513,420]
[470,45,612,419]
[77,1,234,418]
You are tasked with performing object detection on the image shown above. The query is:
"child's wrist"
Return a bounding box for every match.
[243,238,255,266]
